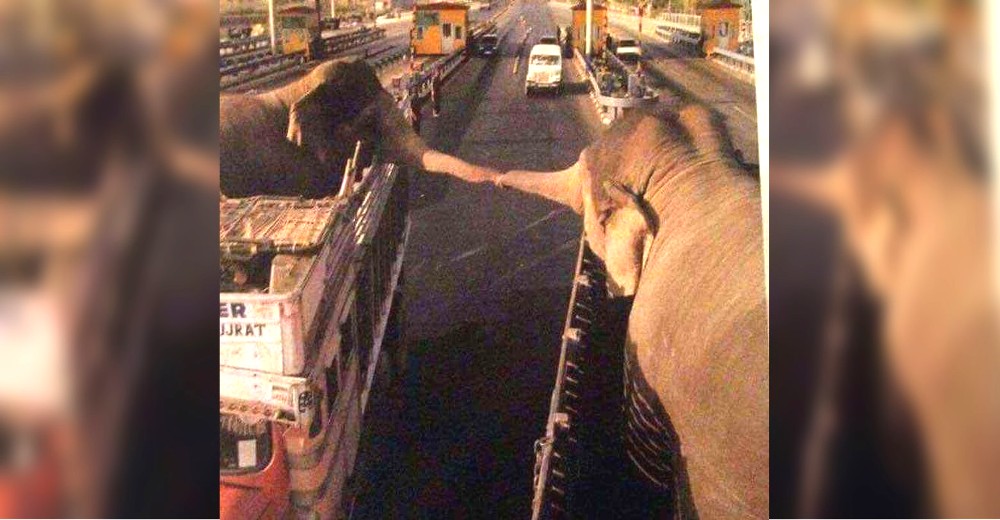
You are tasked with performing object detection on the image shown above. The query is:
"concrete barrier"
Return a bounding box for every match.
[709,48,754,83]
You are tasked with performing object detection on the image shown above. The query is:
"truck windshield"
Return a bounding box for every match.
[618,39,637,47]
[530,55,559,66]
[220,415,273,474]
[481,36,498,45]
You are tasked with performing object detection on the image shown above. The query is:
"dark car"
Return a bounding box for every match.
[478,34,499,56]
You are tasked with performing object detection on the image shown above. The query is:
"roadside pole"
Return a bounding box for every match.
[268,0,277,55]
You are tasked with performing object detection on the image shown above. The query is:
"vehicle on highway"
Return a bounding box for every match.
[477,33,500,56]
[525,43,563,95]
[613,37,642,64]
[219,164,410,520]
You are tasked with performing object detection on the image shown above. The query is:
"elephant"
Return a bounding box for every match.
[220,58,500,198]
[495,105,768,518]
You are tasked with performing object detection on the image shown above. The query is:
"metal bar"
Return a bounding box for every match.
[268,0,277,55]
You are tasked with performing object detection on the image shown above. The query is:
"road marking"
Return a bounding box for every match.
[731,103,756,124]
[450,244,488,263]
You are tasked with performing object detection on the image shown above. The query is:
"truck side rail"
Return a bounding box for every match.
[530,237,630,519]
[219,160,409,429]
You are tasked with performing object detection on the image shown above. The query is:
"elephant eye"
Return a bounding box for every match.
[598,208,613,227]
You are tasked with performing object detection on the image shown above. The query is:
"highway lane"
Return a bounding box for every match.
[547,1,759,164]
[352,1,604,518]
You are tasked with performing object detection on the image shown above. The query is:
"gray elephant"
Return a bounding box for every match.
[220,58,499,197]
[496,105,768,518]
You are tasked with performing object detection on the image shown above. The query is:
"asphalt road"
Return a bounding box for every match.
[352,1,603,518]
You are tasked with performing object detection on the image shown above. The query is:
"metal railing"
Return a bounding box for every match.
[655,12,701,34]
[220,27,387,90]
[655,24,700,46]
[366,46,408,72]
[709,47,755,82]
[317,27,386,58]
[220,34,270,58]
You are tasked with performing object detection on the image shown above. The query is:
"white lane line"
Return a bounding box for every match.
[450,244,488,263]
[731,103,757,124]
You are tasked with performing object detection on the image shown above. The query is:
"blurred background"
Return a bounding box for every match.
[0,0,219,517]
[3,0,1000,517]
[770,0,1000,517]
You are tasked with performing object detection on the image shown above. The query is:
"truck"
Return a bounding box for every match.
[219,158,410,519]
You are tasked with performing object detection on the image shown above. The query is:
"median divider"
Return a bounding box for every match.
[708,48,754,84]
[573,49,658,126]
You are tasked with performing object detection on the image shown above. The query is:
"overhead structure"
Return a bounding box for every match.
[411,2,470,56]
[696,0,742,54]
[571,1,607,56]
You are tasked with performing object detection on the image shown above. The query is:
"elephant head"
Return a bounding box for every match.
[283,59,498,185]
[220,58,499,198]
[495,105,746,297]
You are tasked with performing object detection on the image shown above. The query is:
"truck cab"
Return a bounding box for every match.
[525,43,563,95]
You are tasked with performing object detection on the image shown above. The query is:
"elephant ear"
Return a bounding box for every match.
[600,180,657,297]
[286,81,333,151]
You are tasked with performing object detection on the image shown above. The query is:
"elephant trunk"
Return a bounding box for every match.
[494,163,584,213]
[371,92,500,184]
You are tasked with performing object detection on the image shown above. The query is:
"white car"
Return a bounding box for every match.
[525,43,563,95]
[614,38,642,64]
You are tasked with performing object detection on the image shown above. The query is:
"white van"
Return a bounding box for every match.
[525,43,563,95]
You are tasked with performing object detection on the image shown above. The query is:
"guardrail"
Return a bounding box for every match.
[655,12,701,34]
[220,35,270,57]
[220,27,387,90]
[220,52,307,90]
[366,47,408,73]
[709,47,755,83]
[654,24,700,47]
[317,27,386,57]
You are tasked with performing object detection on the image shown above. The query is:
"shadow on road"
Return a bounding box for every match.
[352,286,571,519]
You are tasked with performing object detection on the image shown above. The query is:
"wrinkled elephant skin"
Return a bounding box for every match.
[497,105,768,518]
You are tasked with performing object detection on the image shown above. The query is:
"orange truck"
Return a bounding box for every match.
[219,162,410,519]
